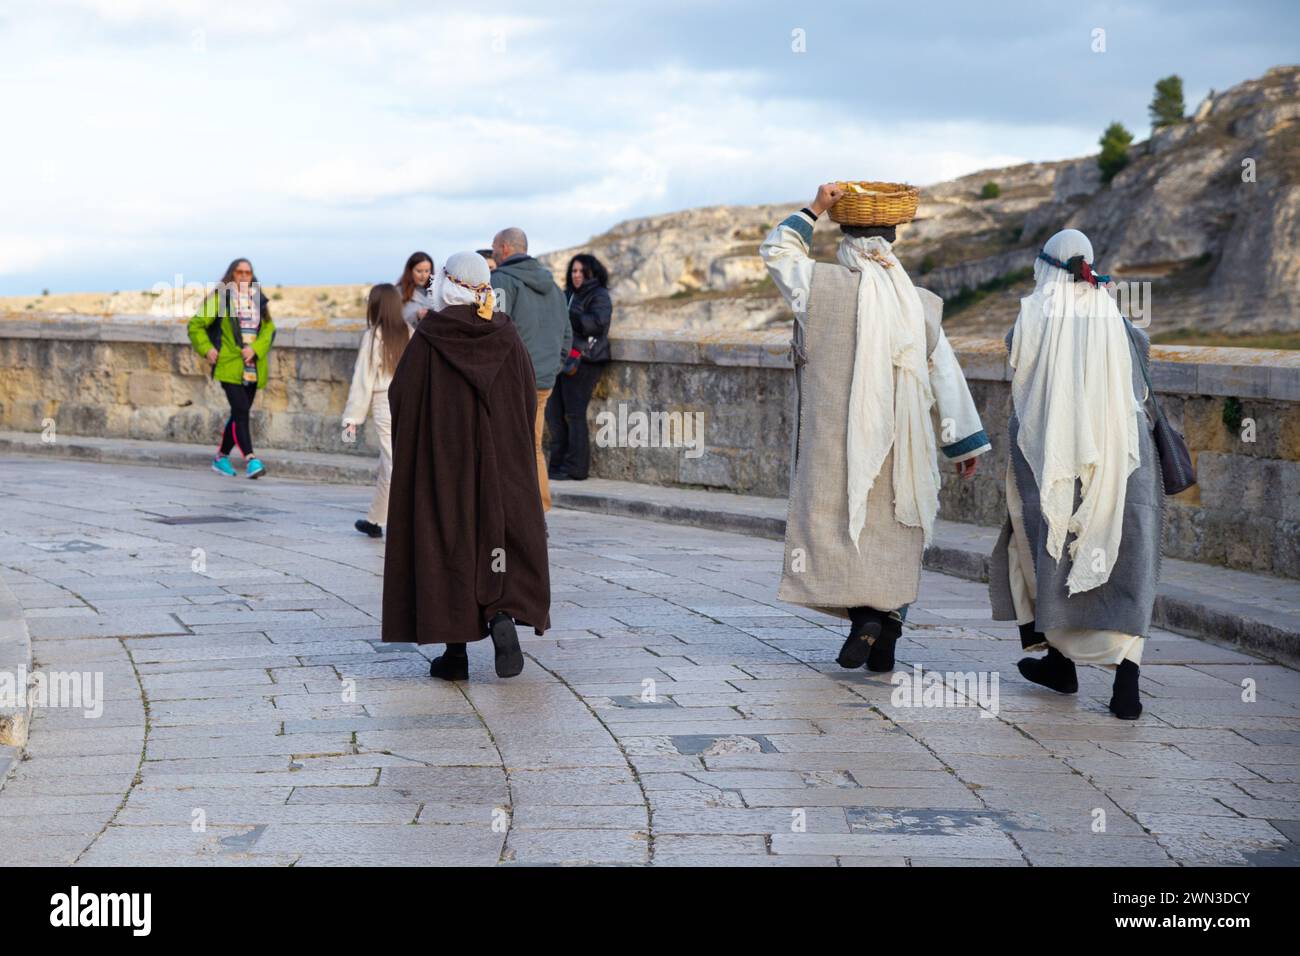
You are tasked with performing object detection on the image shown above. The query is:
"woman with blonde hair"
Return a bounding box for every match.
[988,228,1163,720]
[343,283,411,538]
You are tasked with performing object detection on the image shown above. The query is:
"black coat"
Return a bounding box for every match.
[566,284,613,364]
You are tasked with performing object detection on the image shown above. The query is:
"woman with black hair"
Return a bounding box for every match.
[546,253,612,481]
[397,251,434,330]
[187,257,275,479]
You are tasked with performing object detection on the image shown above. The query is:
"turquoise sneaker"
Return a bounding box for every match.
[246,457,266,479]
[211,456,237,477]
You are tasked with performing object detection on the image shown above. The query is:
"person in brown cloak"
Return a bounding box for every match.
[382,251,551,681]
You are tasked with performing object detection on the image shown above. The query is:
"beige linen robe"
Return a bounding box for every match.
[761,211,990,618]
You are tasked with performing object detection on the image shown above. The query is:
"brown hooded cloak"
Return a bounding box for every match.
[382,304,551,645]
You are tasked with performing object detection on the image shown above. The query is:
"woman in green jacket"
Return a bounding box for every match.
[187,258,275,478]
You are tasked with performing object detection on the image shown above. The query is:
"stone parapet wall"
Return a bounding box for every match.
[3,313,1298,577]
[0,315,379,458]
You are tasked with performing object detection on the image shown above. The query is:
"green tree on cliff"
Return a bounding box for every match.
[1097,121,1134,183]
[1150,75,1186,129]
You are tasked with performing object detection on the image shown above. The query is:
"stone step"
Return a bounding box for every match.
[3,429,1296,667]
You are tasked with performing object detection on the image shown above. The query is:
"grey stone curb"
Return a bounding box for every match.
[0,569,33,788]
[552,489,788,541]
[4,432,1296,668]
[0,432,375,486]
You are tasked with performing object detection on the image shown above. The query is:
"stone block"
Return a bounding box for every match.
[651,332,704,365]
[127,371,174,407]
[609,334,657,363]
[1268,366,1300,402]
[678,449,733,488]
[102,321,188,345]
[950,338,1010,382]
[294,349,350,382]
[1196,361,1271,399]
[1150,357,1199,394]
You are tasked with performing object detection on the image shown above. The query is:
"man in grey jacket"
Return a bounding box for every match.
[490,227,572,511]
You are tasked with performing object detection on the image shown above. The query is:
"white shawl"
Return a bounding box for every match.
[1010,228,1140,595]
[839,235,940,548]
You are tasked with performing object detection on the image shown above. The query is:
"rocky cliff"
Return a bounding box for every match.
[541,66,1300,339]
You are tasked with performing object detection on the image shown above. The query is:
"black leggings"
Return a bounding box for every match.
[545,361,604,479]
[219,382,257,457]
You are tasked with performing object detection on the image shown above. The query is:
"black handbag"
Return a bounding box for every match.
[1125,322,1197,495]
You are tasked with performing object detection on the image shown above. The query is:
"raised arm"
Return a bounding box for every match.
[759,183,844,316]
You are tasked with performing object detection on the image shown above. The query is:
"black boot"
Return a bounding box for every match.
[355,519,382,538]
[489,611,525,678]
[1018,621,1046,650]
[866,614,902,673]
[836,607,885,669]
[1109,659,1143,720]
[1017,646,1078,694]
[429,643,469,681]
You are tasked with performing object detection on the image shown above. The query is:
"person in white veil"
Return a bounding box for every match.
[988,228,1163,720]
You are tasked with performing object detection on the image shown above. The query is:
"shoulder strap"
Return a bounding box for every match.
[1123,319,1166,422]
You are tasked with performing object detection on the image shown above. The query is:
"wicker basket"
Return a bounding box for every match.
[828,181,919,226]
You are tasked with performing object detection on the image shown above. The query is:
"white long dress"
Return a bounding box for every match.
[343,327,409,526]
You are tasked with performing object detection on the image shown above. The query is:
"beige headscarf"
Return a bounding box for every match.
[838,235,940,548]
[1010,228,1140,595]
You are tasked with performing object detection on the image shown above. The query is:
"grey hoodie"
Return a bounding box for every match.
[491,255,571,390]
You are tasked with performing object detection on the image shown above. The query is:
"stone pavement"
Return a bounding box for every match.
[1,455,1298,867]
[6,429,1297,664]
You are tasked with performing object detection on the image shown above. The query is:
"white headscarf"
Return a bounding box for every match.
[431,251,495,319]
[1010,228,1140,595]
[838,234,940,547]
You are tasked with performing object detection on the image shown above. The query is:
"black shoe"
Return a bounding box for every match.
[1109,659,1143,720]
[489,611,524,678]
[549,471,573,481]
[1018,646,1079,694]
[355,519,382,538]
[1019,621,1046,650]
[866,614,903,673]
[836,607,885,669]
[429,644,469,681]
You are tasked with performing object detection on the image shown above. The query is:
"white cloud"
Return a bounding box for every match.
[0,1,1286,293]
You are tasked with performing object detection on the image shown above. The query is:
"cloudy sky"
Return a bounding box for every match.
[0,0,1294,295]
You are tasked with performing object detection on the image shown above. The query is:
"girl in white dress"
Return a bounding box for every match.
[344,283,412,538]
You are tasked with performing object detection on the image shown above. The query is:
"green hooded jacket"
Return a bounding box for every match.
[187,289,275,389]
[490,255,571,390]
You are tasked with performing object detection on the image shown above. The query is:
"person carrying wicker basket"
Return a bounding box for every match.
[760,182,991,673]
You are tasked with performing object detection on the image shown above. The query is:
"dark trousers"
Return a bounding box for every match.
[545,361,604,479]
[850,604,910,622]
[219,381,257,458]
